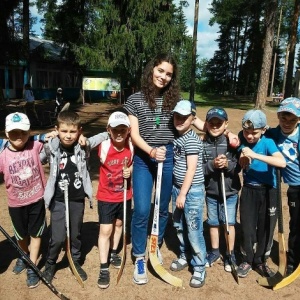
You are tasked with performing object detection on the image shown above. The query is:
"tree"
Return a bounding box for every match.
[37,1,192,89]
[284,0,300,97]
[255,0,277,108]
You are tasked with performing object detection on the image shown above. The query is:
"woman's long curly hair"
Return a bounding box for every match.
[141,53,180,111]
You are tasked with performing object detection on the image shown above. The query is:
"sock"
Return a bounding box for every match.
[100,263,108,270]
[211,248,220,256]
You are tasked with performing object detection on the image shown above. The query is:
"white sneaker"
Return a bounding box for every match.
[133,257,148,285]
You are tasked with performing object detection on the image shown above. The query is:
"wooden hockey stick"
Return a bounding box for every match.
[117,158,128,284]
[148,162,183,287]
[273,263,300,290]
[0,225,69,300]
[60,102,70,112]
[63,180,84,288]
[221,171,239,284]
[257,168,287,287]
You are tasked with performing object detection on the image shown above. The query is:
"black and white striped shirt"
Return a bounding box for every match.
[173,129,204,186]
[124,92,175,146]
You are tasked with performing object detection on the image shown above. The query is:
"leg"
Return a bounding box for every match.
[287,186,300,268]
[158,144,174,245]
[131,153,154,257]
[110,219,123,251]
[205,195,221,266]
[29,236,41,265]
[170,185,189,271]
[98,224,113,264]
[183,185,206,288]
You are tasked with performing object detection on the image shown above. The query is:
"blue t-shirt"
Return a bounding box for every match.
[242,135,279,187]
[277,127,300,186]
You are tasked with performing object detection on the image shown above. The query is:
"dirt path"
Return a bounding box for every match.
[0,102,299,300]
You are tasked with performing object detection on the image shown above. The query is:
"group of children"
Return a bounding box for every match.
[1,96,300,290]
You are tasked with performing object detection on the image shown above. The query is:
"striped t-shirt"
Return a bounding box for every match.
[124,92,175,146]
[173,129,204,186]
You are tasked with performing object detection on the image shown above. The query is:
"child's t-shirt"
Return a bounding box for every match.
[242,135,279,187]
[0,141,46,207]
[276,127,300,186]
[173,129,204,187]
[96,139,133,202]
[52,144,86,202]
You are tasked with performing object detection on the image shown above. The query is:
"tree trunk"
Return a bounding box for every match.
[284,0,300,98]
[255,0,277,109]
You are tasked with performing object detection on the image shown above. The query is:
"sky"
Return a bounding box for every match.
[31,0,218,61]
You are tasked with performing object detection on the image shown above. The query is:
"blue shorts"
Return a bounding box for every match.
[206,194,238,226]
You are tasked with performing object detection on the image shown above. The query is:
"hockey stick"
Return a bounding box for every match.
[273,263,300,290]
[221,171,239,284]
[63,180,84,288]
[257,168,287,287]
[117,157,128,284]
[148,162,183,287]
[0,225,69,300]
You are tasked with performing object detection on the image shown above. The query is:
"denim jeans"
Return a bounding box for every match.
[131,143,173,257]
[206,194,238,226]
[172,184,206,271]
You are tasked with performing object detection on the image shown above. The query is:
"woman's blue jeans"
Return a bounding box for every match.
[172,184,206,271]
[131,144,173,257]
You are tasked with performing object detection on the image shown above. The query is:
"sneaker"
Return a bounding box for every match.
[255,263,275,277]
[12,257,27,275]
[26,268,40,289]
[133,257,148,285]
[224,254,237,272]
[73,261,88,281]
[43,262,56,283]
[110,253,122,269]
[189,270,206,288]
[237,262,252,278]
[170,257,188,272]
[205,251,220,267]
[156,247,163,265]
[97,269,110,289]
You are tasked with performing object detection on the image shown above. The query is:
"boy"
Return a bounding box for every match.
[202,107,241,271]
[41,110,108,283]
[237,109,286,278]
[170,100,206,288]
[266,97,300,275]
[0,112,46,288]
[97,111,133,289]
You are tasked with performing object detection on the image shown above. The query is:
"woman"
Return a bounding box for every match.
[124,53,206,285]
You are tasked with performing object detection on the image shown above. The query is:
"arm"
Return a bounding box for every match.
[241,147,286,168]
[129,115,166,161]
[176,154,198,209]
[87,132,109,149]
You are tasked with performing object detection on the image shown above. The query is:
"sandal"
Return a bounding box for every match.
[189,271,206,288]
[170,258,188,272]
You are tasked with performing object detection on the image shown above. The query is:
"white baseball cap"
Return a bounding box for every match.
[107,112,130,128]
[5,113,31,132]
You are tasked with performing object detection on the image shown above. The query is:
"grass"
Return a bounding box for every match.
[181,92,280,112]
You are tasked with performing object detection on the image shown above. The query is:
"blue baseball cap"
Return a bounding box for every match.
[206,107,228,121]
[242,109,267,129]
[277,97,300,117]
[173,100,196,116]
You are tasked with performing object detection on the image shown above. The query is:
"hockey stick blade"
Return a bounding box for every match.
[273,264,300,290]
[149,235,182,287]
[0,225,69,300]
[148,162,182,287]
[61,102,70,112]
